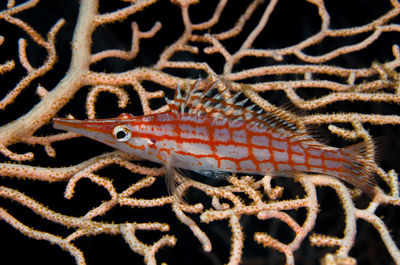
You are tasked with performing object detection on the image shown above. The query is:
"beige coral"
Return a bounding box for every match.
[0,0,399,265]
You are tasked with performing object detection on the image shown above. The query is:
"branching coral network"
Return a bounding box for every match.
[0,0,399,264]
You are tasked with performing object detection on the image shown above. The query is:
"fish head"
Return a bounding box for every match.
[53,113,158,160]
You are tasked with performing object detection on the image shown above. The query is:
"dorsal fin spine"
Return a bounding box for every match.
[176,83,182,99]
[232,91,242,100]
[246,104,256,111]
[165,97,173,105]
[203,100,212,109]
[237,98,248,107]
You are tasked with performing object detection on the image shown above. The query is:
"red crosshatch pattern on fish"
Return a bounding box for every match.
[53,79,378,198]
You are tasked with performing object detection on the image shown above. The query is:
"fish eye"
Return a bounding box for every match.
[113,125,131,142]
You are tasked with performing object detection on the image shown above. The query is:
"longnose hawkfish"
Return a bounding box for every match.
[53,79,378,198]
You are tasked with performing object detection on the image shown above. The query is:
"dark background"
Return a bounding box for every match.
[0,0,399,265]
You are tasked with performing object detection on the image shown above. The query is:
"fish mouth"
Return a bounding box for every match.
[53,117,116,138]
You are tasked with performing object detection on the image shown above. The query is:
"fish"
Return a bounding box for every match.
[53,79,378,198]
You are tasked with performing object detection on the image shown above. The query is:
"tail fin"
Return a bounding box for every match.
[337,139,380,198]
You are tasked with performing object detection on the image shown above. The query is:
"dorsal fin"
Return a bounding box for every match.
[165,79,205,114]
[166,79,312,140]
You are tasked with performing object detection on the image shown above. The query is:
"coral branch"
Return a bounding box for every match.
[0,0,399,264]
